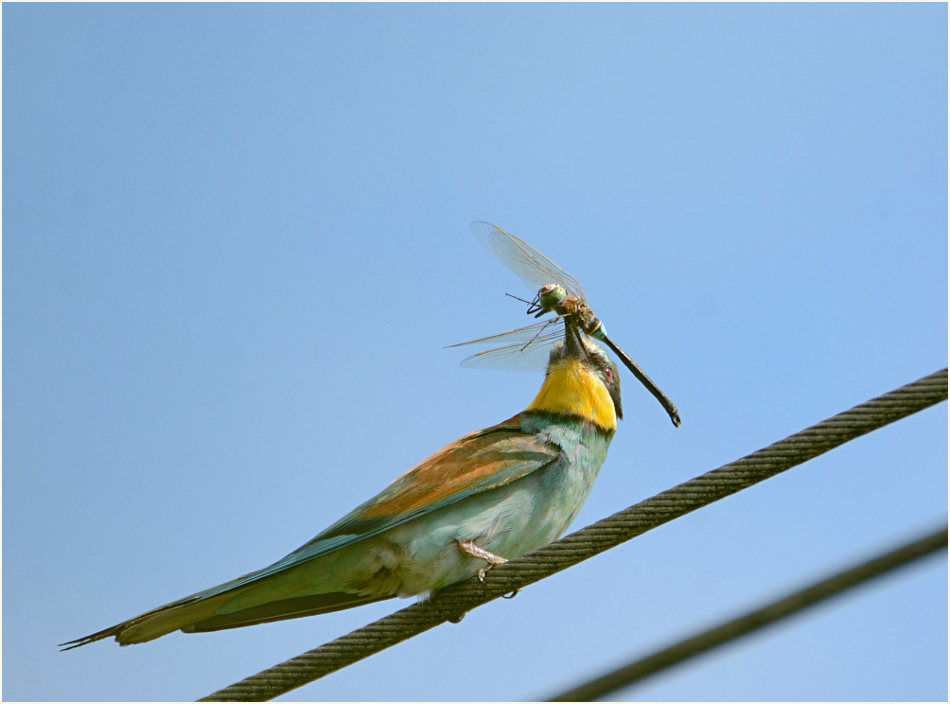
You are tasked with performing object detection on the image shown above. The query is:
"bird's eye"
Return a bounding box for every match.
[604,367,613,381]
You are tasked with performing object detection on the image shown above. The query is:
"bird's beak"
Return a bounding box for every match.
[563,318,585,359]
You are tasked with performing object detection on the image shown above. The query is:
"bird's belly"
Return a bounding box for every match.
[374,463,600,596]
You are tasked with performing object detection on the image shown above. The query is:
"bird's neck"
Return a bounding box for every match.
[527,358,617,434]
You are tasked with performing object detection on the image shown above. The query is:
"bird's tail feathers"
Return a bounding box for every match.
[59,591,238,649]
[60,586,395,649]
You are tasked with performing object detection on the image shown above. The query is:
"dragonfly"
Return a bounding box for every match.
[451,221,681,427]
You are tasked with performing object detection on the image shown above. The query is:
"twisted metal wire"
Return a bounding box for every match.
[546,525,948,701]
[200,368,947,701]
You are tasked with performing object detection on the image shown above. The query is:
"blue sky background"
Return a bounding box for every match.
[3,3,947,701]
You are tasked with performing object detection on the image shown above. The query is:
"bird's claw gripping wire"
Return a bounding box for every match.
[458,540,509,584]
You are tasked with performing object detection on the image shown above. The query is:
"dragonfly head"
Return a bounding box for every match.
[528,283,568,318]
[538,283,567,309]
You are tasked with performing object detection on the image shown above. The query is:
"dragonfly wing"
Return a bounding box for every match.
[461,341,557,372]
[447,319,559,349]
[448,318,566,372]
[471,221,588,301]
[459,328,567,372]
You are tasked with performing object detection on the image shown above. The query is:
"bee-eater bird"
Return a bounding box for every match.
[61,320,622,649]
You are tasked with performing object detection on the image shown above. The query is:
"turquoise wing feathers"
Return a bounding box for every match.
[204,413,560,596]
[149,414,560,607]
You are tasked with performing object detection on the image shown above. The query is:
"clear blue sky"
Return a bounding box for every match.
[4,3,946,701]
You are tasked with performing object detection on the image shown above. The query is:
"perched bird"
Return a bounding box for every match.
[61,320,621,649]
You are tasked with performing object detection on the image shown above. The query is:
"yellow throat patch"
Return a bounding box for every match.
[527,358,617,433]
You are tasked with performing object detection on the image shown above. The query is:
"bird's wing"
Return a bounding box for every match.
[190,413,557,600]
[323,414,560,538]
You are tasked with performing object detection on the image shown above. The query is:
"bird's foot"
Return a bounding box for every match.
[476,564,496,583]
[458,540,508,583]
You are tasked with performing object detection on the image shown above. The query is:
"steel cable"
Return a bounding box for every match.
[546,525,948,701]
[199,368,947,701]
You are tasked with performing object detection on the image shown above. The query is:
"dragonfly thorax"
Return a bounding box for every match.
[558,296,604,339]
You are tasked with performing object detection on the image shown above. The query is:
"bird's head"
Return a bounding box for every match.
[527,320,622,434]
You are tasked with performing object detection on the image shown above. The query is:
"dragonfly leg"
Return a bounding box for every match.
[519,317,560,352]
[458,540,508,582]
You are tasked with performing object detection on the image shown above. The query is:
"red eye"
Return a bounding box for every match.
[604,367,613,381]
